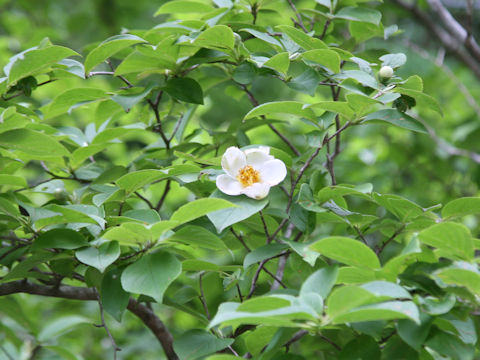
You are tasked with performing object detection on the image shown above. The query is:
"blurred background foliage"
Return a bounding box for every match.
[1,0,480,359]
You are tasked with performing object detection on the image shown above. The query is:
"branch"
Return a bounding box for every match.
[427,0,480,61]
[95,292,121,359]
[0,281,179,360]
[391,0,480,80]
[286,0,308,32]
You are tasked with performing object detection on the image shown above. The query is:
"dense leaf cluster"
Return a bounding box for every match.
[0,0,479,359]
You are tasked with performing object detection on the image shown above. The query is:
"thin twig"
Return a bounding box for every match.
[319,19,332,40]
[105,59,134,88]
[230,228,251,251]
[134,191,155,209]
[199,272,211,320]
[156,179,171,211]
[259,211,271,242]
[286,0,308,32]
[376,225,405,255]
[95,292,121,360]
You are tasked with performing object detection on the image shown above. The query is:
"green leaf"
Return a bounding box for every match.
[232,62,257,84]
[302,49,341,73]
[435,262,480,296]
[208,297,316,329]
[170,198,236,225]
[308,101,355,119]
[425,329,475,360]
[346,93,379,116]
[395,88,443,116]
[111,85,154,112]
[243,101,316,121]
[336,70,378,88]
[121,251,182,303]
[418,222,474,260]
[155,1,214,15]
[84,34,147,74]
[0,175,27,188]
[101,268,130,322]
[442,197,480,218]
[34,229,87,250]
[300,266,338,298]
[372,193,424,221]
[326,286,376,318]
[361,281,411,300]
[193,25,235,51]
[239,29,283,49]
[333,301,420,324]
[75,241,120,273]
[243,244,288,269]
[363,109,427,133]
[42,346,81,360]
[335,6,382,25]
[287,68,321,96]
[38,316,90,342]
[114,50,173,75]
[0,129,70,158]
[276,25,328,50]
[8,45,79,86]
[116,165,200,193]
[173,330,234,360]
[207,190,269,233]
[168,225,228,250]
[42,88,108,119]
[164,77,204,104]
[310,236,380,269]
[380,53,407,69]
[263,52,290,74]
[396,314,433,351]
[339,335,381,360]
[103,222,152,245]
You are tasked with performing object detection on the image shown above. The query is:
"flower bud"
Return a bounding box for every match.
[379,65,394,79]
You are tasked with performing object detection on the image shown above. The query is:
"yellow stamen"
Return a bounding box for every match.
[237,165,260,187]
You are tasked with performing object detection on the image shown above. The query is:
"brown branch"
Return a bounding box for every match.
[376,225,405,255]
[105,59,134,88]
[156,179,171,211]
[0,281,179,360]
[427,0,480,61]
[286,0,308,32]
[391,0,480,80]
[198,272,211,320]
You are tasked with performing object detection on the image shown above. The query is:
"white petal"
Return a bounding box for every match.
[216,174,243,196]
[244,146,270,155]
[258,159,287,186]
[241,182,271,199]
[246,149,274,168]
[221,147,246,178]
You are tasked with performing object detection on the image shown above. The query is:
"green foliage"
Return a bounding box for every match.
[0,0,479,359]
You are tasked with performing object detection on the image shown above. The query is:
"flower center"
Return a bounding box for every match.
[237,165,260,187]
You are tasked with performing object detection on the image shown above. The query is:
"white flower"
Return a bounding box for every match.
[216,146,287,200]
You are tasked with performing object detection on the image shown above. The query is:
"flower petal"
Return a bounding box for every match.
[246,149,274,168]
[241,182,271,200]
[216,174,243,196]
[258,159,287,186]
[244,146,270,155]
[221,146,246,178]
